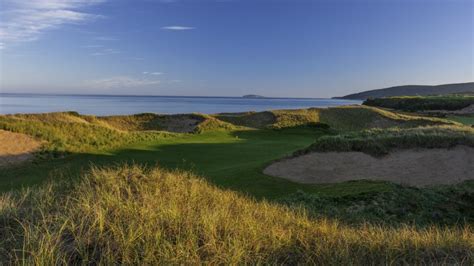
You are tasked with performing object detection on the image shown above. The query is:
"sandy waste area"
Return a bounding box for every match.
[264,146,474,187]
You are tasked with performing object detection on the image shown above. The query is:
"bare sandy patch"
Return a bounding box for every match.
[158,116,203,133]
[0,130,43,166]
[264,146,474,187]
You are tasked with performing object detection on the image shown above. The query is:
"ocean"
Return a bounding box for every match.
[0,93,361,116]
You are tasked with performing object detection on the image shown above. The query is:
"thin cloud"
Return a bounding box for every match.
[0,0,105,48]
[82,44,104,48]
[94,36,118,41]
[143,71,163,75]
[161,26,195,31]
[85,76,160,89]
[90,48,120,56]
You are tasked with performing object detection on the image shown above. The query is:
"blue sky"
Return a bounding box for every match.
[0,0,472,97]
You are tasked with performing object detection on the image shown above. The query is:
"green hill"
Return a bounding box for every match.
[363,95,474,111]
[335,82,474,100]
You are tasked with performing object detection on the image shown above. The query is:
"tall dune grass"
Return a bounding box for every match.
[0,165,472,264]
[0,112,237,153]
[301,125,474,156]
[0,112,176,153]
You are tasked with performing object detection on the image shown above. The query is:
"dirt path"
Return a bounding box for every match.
[264,146,474,187]
[0,130,43,166]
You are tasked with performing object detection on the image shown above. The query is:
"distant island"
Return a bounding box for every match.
[243,94,265,99]
[334,82,474,100]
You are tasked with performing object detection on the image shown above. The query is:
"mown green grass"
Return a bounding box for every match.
[0,165,472,264]
[364,95,474,111]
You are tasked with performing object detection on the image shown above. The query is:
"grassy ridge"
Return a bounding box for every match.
[318,105,450,131]
[214,109,321,129]
[1,165,472,264]
[364,95,474,111]
[216,106,450,131]
[99,113,236,133]
[0,112,237,153]
[299,125,474,156]
[0,112,173,153]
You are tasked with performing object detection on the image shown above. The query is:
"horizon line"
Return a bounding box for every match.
[0,92,356,101]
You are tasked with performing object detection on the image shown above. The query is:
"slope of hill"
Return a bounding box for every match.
[335,82,474,100]
[1,165,472,264]
[363,95,474,111]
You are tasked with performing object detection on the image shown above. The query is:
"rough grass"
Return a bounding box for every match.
[281,181,474,226]
[0,165,472,264]
[99,113,236,133]
[0,113,172,153]
[214,109,323,129]
[318,105,452,131]
[0,112,236,153]
[0,107,451,154]
[299,125,474,156]
[215,106,450,131]
[364,95,474,111]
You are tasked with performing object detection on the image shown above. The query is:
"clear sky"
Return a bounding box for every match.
[0,0,473,97]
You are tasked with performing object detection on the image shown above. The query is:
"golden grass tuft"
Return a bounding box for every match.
[0,165,472,264]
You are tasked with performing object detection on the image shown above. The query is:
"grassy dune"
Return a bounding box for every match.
[215,105,450,131]
[364,95,474,111]
[318,105,450,131]
[0,112,237,153]
[300,125,474,156]
[1,165,472,264]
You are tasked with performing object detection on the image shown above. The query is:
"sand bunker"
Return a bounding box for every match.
[264,146,474,187]
[0,130,43,166]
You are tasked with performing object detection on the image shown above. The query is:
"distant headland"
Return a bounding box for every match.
[242,94,265,99]
[333,82,474,100]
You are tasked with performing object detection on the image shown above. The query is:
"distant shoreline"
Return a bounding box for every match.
[0,94,361,116]
[1,92,336,101]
